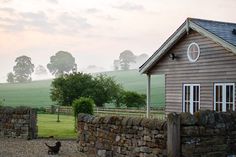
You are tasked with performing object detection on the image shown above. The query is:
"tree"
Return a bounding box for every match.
[13,55,34,83]
[122,91,146,108]
[50,72,94,106]
[119,50,136,70]
[50,72,123,107]
[7,72,15,83]
[35,65,47,75]
[113,59,120,71]
[47,51,77,76]
[91,74,123,107]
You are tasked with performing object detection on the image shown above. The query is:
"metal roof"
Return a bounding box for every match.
[139,18,236,74]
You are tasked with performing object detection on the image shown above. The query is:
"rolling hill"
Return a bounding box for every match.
[0,70,165,108]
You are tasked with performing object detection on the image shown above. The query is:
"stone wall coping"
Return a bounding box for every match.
[178,110,236,127]
[78,113,167,130]
[0,106,35,114]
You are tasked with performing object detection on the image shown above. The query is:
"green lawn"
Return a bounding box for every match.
[38,114,77,139]
[0,70,165,108]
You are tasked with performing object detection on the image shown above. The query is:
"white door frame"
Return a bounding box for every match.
[214,83,235,112]
[183,84,200,114]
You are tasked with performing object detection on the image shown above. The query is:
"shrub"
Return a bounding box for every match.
[122,91,146,108]
[72,97,94,118]
[34,107,47,114]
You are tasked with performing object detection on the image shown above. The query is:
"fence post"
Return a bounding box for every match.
[167,112,180,157]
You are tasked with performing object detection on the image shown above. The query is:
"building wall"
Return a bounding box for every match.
[149,30,236,113]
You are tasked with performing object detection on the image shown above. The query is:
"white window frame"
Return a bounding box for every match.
[214,83,235,112]
[183,84,200,114]
[187,42,200,63]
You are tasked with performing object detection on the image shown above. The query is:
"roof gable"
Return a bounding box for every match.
[140,18,236,74]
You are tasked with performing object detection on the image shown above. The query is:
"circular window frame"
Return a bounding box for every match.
[187,42,200,63]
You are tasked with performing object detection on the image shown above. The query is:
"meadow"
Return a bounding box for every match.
[0,70,165,108]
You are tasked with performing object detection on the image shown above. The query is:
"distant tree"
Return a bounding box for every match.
[7,72,15,83]
[122,91,146,108]
[47,51,77,77]
[50,72,123,107]
[119,50,136,70]
[35,65,47,75]
[113,59,120,71]
[13,55,34,83]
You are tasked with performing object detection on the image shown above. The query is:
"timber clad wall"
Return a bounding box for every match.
[149,30,236,114]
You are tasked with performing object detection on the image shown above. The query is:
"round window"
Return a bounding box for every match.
[187,42,200,62]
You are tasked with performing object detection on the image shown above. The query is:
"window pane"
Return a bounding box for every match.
[193,102,199,113]
[226,103,233,112]
[226,85,230,102]
[185,86,190,101]
[216,86,223,102]
[216,103,222,112]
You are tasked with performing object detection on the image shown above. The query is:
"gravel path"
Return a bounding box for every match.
[0,138,87,157]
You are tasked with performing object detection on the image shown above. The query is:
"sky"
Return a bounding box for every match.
[0,0,236,82]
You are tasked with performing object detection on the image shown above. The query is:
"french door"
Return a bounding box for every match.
[214,83,235,112]
[183,84,200,114]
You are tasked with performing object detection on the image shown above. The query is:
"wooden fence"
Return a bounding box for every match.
[95,108,165,119]
[45,106,166,119]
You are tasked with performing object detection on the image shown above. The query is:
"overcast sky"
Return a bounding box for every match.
[0,0,236,82]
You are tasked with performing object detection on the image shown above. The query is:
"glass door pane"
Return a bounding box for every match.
[215,85,223,112]
[226,85,234,112]
[183,84,200,114]
[214,83,235,112]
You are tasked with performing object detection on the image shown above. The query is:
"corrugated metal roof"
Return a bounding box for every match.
[191,18,236,47]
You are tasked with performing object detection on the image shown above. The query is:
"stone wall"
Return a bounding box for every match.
[77,114,167,157]
[78,111,236,157]
[0,106,37,139]
[180,111,236,157]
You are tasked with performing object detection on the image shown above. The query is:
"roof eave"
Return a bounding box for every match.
[139,20,188,74]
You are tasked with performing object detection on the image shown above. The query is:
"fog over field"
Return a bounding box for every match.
[0,0,235,82]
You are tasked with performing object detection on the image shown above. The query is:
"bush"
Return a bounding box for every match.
[72,97,94,118]
[122,91,146,108]
[34,107,47,114]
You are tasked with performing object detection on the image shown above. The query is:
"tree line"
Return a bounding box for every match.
[7,51,76,83]
[51,72,146,108]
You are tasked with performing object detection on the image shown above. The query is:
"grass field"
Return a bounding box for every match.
[0,70,165,108]
[38,114,77,139]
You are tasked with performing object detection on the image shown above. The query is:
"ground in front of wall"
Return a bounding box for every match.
[0,138,87,157]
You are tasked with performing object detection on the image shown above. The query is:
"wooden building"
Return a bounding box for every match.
[139,18,236,116]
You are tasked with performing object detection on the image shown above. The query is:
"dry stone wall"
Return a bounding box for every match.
[0,106,37,139]
[180,110,236,157]
[78,110,236,157]
[77,114,167,157]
